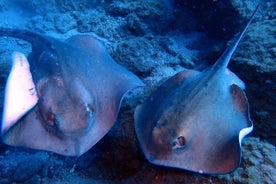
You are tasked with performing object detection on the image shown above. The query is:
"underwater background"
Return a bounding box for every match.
[0,0,275,183]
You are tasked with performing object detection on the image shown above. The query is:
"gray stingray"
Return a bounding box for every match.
[0,28,144,156]
[134,7,258,174]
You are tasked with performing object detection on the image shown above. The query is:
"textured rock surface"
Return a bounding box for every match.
[230,2,276,144]
[0,0,275,183]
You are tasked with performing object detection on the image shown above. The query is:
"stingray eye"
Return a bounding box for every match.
[42,111,63,136]
[172,136,186,150]
[86,104,95,118]
[45,112,57,126]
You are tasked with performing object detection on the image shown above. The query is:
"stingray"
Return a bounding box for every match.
[134,7,258,174]
[0,28,144,156]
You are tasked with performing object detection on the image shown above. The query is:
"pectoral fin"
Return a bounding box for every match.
[2,52,38,133]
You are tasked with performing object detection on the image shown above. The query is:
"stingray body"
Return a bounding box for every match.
[135,7,258,174]
[0,28,144,156]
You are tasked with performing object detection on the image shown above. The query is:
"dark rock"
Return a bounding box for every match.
[0,142,7,154]
[75,148,100,170]
[125,13,148,36]
[24,175,42,184]
[12,152,49,182]
[0,179,9,184]
[105,0,173,34]
[173,0,244,39]
[114,36,181,74]
[53,12,76,34]
[105,1,131,17]
[230,7,276,144]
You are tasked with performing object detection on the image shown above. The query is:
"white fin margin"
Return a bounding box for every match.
[239,124,253,146]
[2,52,38,133]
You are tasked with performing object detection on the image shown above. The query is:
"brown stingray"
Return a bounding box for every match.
[1,29,144,156]
[134,7,258,174]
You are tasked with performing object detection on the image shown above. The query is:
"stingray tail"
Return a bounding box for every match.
[0,27,51,49]
[212,4,259,71]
